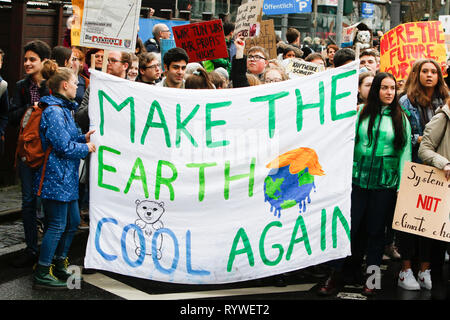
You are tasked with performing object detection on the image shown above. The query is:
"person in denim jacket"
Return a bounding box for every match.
[396,59,449,291]
[33,61,95,290]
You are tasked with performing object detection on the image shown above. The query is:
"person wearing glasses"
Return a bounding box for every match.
[145,23,172,53]
[230,34,269,88]
[75,50,131,134]
[136,52,161,85]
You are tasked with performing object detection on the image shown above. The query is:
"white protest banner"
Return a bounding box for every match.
[283,58,325,78]
[84,61,359,284]
[79,0,141,52]
[235,0,263,38]
[393,162,450,242]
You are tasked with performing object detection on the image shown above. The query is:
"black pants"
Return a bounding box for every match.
[331,184,397,272]
[397,231,432,262]
[430,239,448,282]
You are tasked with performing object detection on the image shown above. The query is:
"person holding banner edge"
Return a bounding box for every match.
[33,61,96,289]
[397,59,449,291]
[318,72,412,297]
[418,97,450,300]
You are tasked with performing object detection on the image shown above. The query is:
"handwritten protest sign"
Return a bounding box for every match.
[244,19,277,60]
[83,61,359,284]
[379,21,447,81]
[393,162,450,242]
[71,0,84,46]
[80,0,141,52]
[172,20,228,63]
[284,58,325,78]
[235,0,263,38]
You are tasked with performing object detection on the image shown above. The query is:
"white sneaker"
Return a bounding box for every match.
[398,269,420,290]
[417,269,432,290]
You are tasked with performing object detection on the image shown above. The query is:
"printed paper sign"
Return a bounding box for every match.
[393,162,450,242]
[172,20,228,63]
[244,19,277,60]
[235,0,263,38]
[71,0,84,46]
[79,0,142,52]
[341,24,358,48]
[284,58,325,78]
[84,62,360,284]
[263,0,312,15]
[379,21,447,81]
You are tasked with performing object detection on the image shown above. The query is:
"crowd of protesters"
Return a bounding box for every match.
[0,14,448,299]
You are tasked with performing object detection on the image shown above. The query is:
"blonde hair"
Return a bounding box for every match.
[246,73,261,86]
[42,59,75,94]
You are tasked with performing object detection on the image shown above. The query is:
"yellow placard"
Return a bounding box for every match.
[379,21,447,81]
[71,0,84,46]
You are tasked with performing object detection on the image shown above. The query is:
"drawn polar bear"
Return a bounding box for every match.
[133,199,165,259]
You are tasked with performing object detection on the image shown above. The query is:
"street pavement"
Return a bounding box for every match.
[0,183,449,308]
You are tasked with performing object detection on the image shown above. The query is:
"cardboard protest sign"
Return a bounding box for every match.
[172,20,228,63]
[84,61,360,284]
[235,0,263,38]
[284,58,325,78]
[244,19,277,60]
[379,21,447,81]
[71,0,84,46]
[80,0,142,52]
[393,162,450,242]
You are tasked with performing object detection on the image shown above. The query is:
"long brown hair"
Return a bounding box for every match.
[406,59,449,107]
[358,72,407,151]
[185,67,215,89]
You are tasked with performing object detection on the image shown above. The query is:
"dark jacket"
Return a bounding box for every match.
[8,75,50,128]
[0,76,8,136]
[144,37,160,53]
[230,55,250,88]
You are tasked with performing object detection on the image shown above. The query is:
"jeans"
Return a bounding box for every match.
[38,199,80,266]
[18,159,39,254]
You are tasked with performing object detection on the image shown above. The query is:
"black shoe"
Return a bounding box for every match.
[82,268,97,275]
[317,272,342,296]
[11,249,38,268]
[273,275,287,287]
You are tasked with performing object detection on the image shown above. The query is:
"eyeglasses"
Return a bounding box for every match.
[107,58,123,64]
[161,29,171,33]
[143,63,161,70]
[248,55,266,61]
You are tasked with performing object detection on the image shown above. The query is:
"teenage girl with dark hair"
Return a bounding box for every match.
[318,72,411,297]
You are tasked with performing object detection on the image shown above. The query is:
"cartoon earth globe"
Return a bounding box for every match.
[264,147,325,218]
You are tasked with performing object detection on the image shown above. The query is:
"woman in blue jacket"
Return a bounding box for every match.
[33,60,95,289]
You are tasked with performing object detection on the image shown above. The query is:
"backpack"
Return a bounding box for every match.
[15,103,56,195]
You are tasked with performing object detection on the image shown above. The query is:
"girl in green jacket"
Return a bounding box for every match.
[318,72,412,297]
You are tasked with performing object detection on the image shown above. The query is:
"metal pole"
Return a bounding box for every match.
[336,0,344,47]
[281,14,288,41]
[390,0,401,29]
